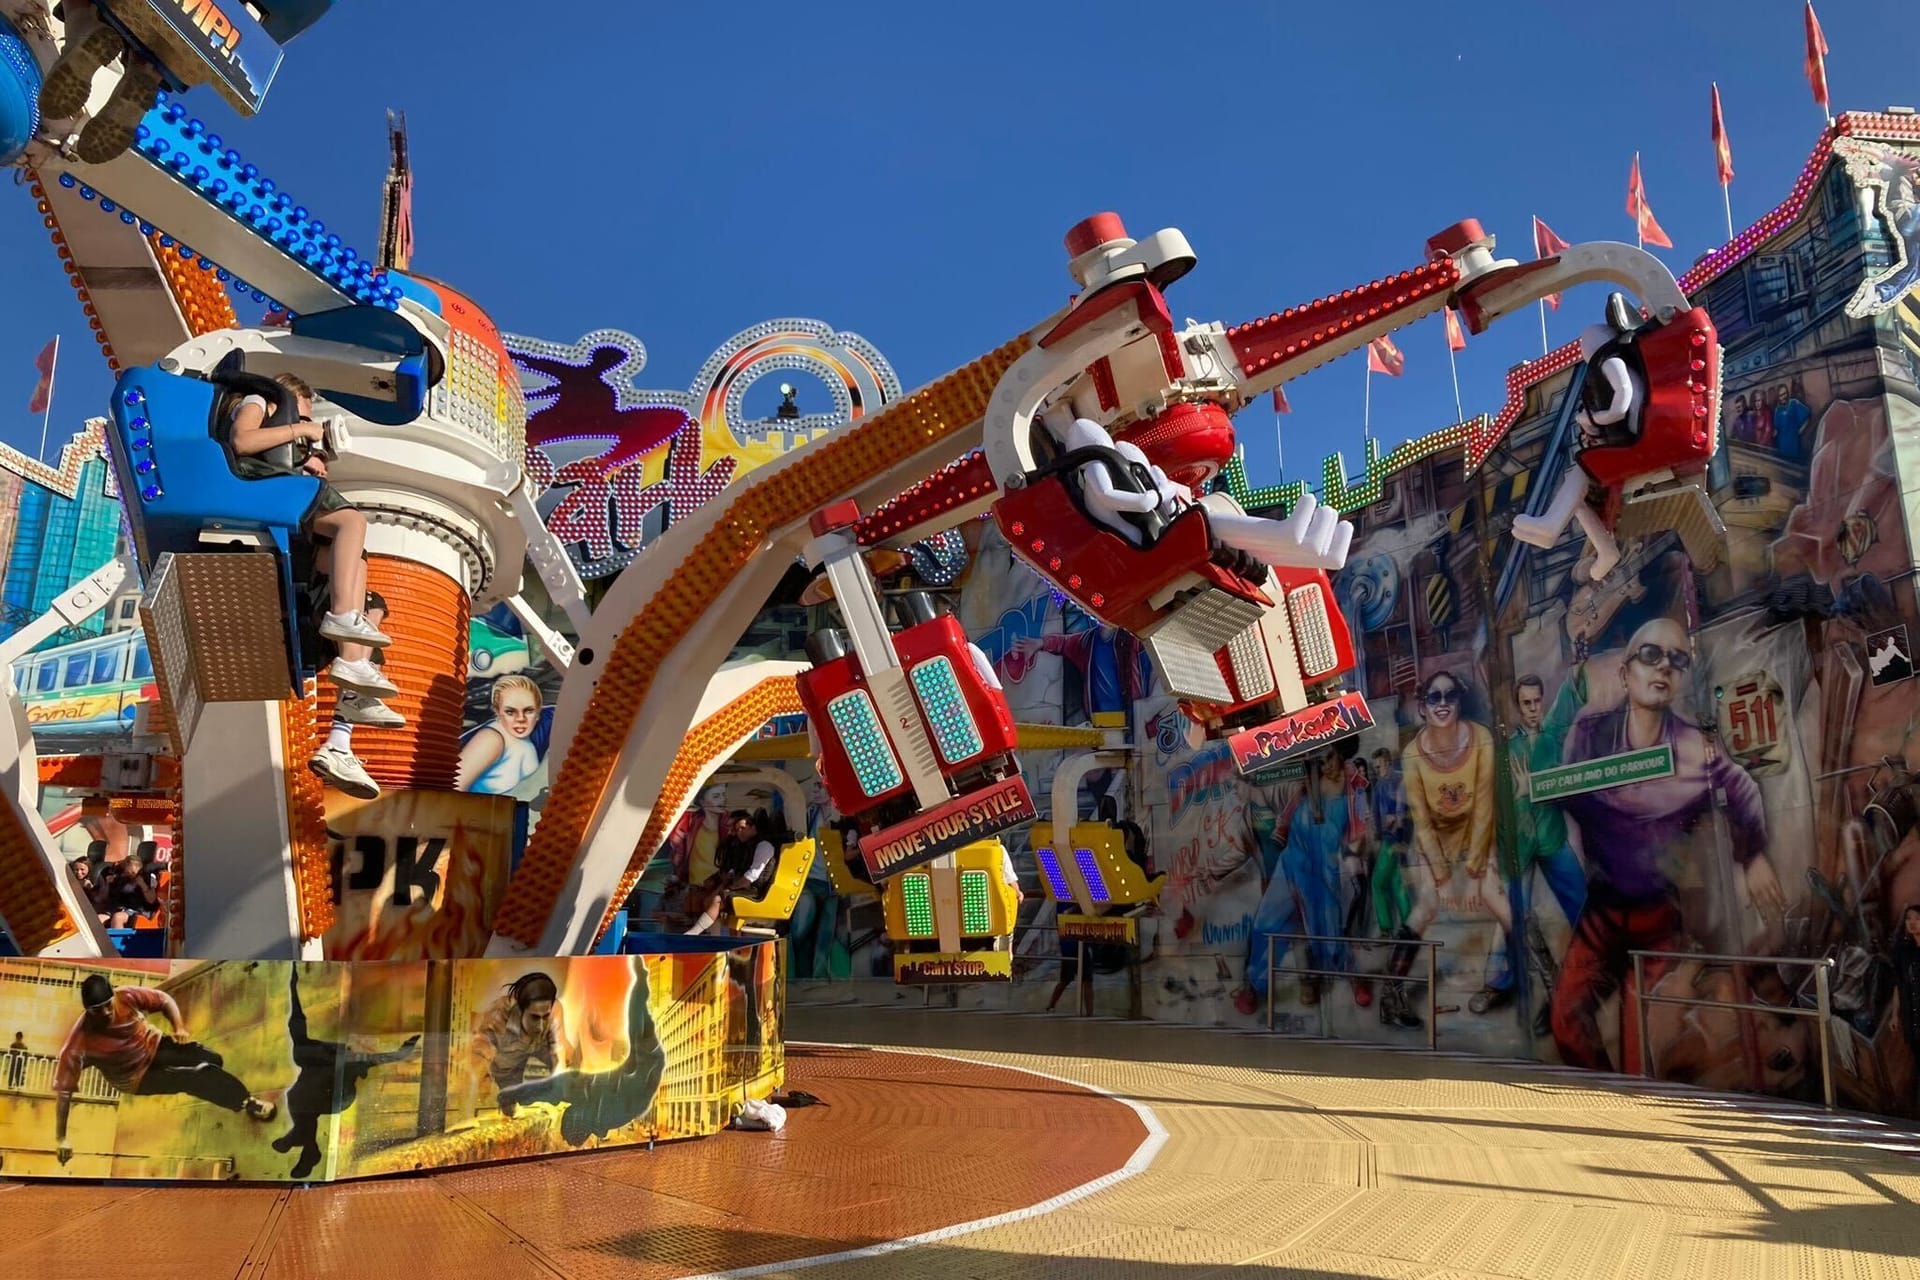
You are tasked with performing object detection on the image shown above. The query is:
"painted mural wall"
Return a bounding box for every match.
[752,121,1920,1119]
[0,942,781,1181]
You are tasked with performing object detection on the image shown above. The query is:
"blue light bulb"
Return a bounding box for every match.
[98,199,115,212]
[141,486,160,501]
[123,390,143,406]
[58,173,75,188]
[192,166,210,184]
[205,134,221,151]
[136,459,153,474]
[138,222,153,235]
[130,417,148,431]
[240,163,257,180]
[119,212,135,225]
[158,234,174,248]
[215,270,230,282]
[132,437,150,449]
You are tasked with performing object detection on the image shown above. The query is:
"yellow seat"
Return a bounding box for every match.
[882,838,1019,944]
[1035,822,1166,909]
[817,827,879,902]
[730,839,818,929]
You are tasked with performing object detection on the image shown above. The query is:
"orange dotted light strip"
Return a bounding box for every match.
[594,675,804,942]
[0,800,80,955]
[149,228,237,337]
[493,335,1033,946]
[281,679,333,940]
[164,789,184,954]
[27,168,121,375]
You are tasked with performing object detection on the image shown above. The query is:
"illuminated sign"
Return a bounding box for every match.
[892,950,1013,985]
[1226,690,1373,775]
[859,776,1036,881]
[505,321,900,580]
[1057,913,1137,945]
[129,0,284,113]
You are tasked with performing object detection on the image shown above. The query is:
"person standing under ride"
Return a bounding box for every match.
[1895,906,1920,1104]
[228,374,404,798]
[52,975,275,1166]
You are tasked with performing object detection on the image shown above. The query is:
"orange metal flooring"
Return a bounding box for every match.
[0,1043,1146,1280]
[12,1005,1920,1278]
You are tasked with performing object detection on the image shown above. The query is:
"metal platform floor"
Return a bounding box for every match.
[6,1003,1920,1279]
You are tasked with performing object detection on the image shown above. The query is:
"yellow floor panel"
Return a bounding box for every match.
[780,1006,1920,1280]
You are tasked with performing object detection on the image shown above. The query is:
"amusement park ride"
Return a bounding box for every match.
[0,2,1725,981]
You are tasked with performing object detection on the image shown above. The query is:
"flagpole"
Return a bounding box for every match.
[36,335,58,463]
[1537,300,1549,356]
[1273,407,1284,482]
[1447,343,1464,423]
[1363,359,1372,443]
[1721,183,1735,244]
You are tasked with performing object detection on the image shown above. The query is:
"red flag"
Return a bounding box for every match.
[1270,386,1291,414]
[1444,308,1467,353]
[1627,153,1674,250]
[1711,83,1734,186]
[1367,335,1404,377]
[26,338,56,414]
[1804,2,1830,116]
[1532,216,1571,310]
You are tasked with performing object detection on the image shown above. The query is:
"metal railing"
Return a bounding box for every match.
[1,1052,120,1101]
[1629,950,1836,1110]
[1266,932,1445,1051]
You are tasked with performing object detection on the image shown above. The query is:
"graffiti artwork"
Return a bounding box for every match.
[0,945,777,1181]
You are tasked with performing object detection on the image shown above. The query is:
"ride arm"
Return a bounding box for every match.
[0,558,133,669]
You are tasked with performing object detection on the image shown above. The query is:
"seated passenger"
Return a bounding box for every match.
[306,591,402,801]
[684,810,781,935]
[229,374,402,797]
[1055,418,1351,573]
[36,2,165,165]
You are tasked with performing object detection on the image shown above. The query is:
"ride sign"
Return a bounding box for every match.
[1226,690,1373,775]
[859,776,1036,881]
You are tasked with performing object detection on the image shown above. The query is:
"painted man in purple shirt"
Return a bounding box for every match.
[1551,617,1786,1072]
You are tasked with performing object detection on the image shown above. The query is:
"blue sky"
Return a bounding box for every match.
[2,0,1916,489]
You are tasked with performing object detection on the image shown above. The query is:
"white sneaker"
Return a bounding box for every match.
[320,612,392,648]
[309,748,380,800]
[328,658,398,699]
[335,689,407,728]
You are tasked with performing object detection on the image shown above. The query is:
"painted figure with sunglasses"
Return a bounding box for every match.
[1397,672,1516,1026]
[1551,617,1784,1072]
